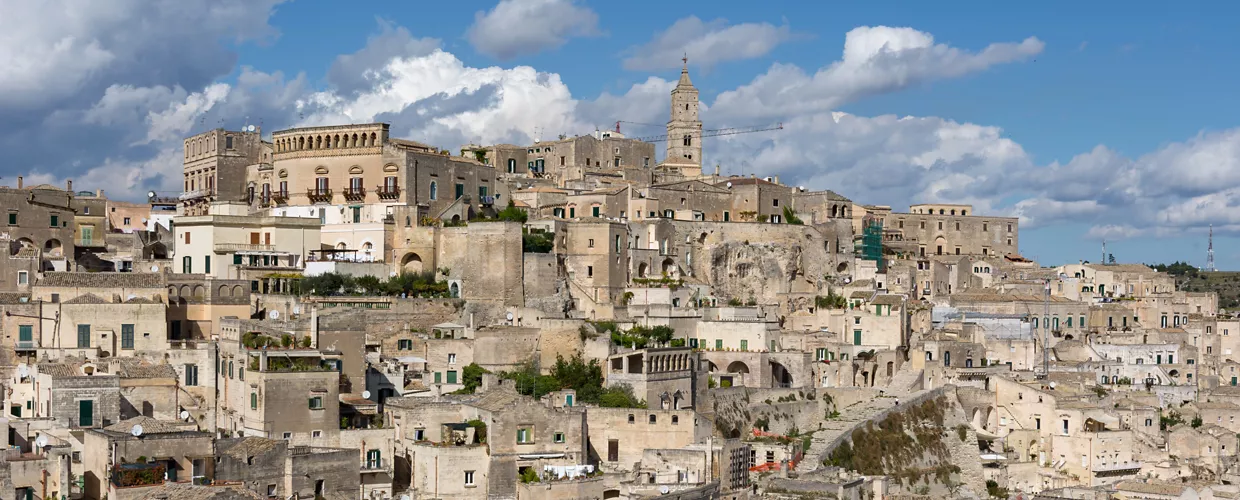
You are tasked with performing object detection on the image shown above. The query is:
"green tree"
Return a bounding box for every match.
[497,200,528,223]
[783,206,803,225]
[598,384,646,408]
[455,363,490,394]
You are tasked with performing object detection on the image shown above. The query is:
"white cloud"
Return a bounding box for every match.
[711,26,1043,122]
[466,0,600,60]
[623,16,795,71]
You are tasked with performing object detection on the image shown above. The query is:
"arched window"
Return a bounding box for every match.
[507,158,516,173]
[429,181,437,200]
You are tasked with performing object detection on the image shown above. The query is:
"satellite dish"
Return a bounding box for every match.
[390,272,398,278]
[126,294,136,300]
[34,436,47,448]
[362,390,371,399]
[1049,382,1057,389]
[660,486,670,495]
[147,191,156,199]
[269,310,280,320]
[180,410,190,420]
[506,312,514,322]
[292,306,301,314]
[150,265,159,273]
[725,182,732,188]
[131,424,144,437]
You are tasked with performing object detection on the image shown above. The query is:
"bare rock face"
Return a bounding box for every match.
[708,238,826,305]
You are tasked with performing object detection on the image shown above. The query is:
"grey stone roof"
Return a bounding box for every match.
[105,416,185,434]
[37,272,165,288]
[64,293,108,304]
[108,359,177,379]
[127,482,264,500]
[216,437,283,460]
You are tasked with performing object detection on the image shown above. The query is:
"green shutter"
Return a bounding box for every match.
[592,206,600,217]
[740,340,748,351]
[715,339,722,350]
[18,325,32,342]
[233,254,242,265]
[7,213,15,225]
[50,215,58,227]
[77,325,90,348]
[447,371,457,384]
[121,324,134,349]
[204,255,211,274]
[853,330,862,346]
[434,372,441,384]
[78,400,93,427]
[251,393,257,409]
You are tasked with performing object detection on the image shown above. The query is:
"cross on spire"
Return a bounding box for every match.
[682,53,688,68]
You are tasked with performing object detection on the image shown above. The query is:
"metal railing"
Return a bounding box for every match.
[214,243,275,253]
[75,237,105,247]
[361,458,391,472]
[306,188,333,202]
[343,187,367,201]
[376,185,401,200]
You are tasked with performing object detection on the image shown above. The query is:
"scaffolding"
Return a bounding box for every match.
[859,216,885,273]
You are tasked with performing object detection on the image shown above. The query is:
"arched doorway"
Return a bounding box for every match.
[771,362,793,388]
[449,282,460,298]
[401,253,424,274]
[637,262,648,278]
[661,258,678,278]
[44,239,62,257]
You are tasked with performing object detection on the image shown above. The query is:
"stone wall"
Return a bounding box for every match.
[523,252,571,315]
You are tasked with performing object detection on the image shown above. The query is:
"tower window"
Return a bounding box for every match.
[683,135,691,146]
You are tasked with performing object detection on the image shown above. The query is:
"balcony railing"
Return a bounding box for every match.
[376,185,401,200]
[15,340,35,351]
[343,187,367,201]
[214,243,275,253]
[361,458,391,472]
[271,190,289,204]
[75,237,105,248]
[306,188,333,203]
[259,195,272,207]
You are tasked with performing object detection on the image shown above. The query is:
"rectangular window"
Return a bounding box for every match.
[446,371,458,384]
[587,266,593,277]
[251,393,258,409]
[49,215,58,227]
[226,136,234,149]
[17,271,27,285]
[434,372,441,384]
[464,471,475,486]
[308,396,323,410]
[592,206,600,217]
[6,213,15,225]
[715,339,723,350]
[18,325,32,343]
[204,255,211,274]
[448,353,457,364]
[554,432,565,443]
[182,256,192,274]
[740,340,748,351]
[455,184,464,199]
[121,324,134,349]
[517,427,533,444]
[76,324,90,348]
[185,364,198,386]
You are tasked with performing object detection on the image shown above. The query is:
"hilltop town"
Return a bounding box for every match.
[0,64,1229,500]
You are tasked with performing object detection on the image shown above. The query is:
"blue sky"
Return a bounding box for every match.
[3,0,1239,269]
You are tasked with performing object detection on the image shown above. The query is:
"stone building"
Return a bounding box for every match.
[81,416,211,499]
[879,203,1020,257]
[182,127,268,216]
[215,437,361,500]
[172,203,321,286]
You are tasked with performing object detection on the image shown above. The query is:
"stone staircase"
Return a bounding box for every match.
[800,369,928,472]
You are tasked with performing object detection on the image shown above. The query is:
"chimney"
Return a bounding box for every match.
[774,176,780,185]
[16,176,22,189]
[97,189,104,198]
[66,180,72,192]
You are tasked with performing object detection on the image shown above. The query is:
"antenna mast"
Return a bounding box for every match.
[1042,280,1050,378]
[1101,240,1107,266]
[1208,224,1216,272]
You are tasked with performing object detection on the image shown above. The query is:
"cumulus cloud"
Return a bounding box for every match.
[328,19,441,95]
[466,0,600,60]
[623,17,796,71]
[711,26,1043,122]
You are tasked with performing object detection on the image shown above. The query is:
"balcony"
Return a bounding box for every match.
[343,187,367,202]
[15,340,35,351]
[361,458,391,473]
[376,185,401,200]
[271,190,289,204]
[214,243,275,253]
[111,462,166,488]
[306,188,333,203]
[259,195,272,208]
[75,237,105,248]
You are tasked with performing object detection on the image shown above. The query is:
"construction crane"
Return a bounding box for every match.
[629,123,783,143]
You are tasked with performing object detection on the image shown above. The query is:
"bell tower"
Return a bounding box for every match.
[666,55,702,168]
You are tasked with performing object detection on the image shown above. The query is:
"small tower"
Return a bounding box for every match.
[1208,224,1216,272]
[665,54,703,169]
